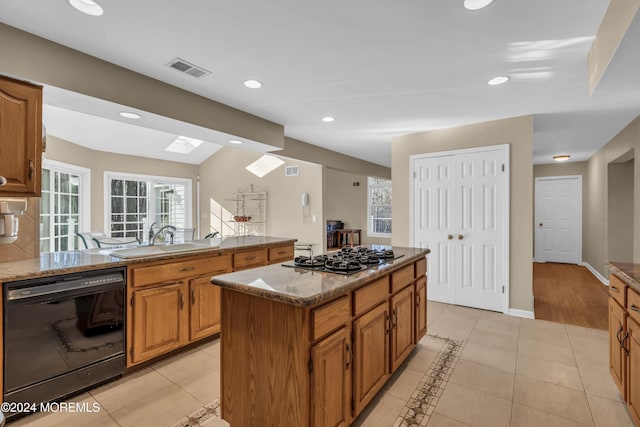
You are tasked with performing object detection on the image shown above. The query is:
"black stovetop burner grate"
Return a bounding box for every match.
[283,248,404,275]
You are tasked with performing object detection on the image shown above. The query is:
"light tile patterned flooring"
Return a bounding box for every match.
[9,301,636,427]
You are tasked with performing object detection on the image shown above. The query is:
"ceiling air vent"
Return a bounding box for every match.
[166,58,211,78]
[285,165,299,176]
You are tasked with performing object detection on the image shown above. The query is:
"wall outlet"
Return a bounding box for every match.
[312,214,317,222]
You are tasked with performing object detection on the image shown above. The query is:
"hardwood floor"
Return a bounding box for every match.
[533,262,609,330]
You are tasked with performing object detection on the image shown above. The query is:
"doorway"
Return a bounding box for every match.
[608,151,635,264]
[534,176,582,264]
[411,144,509,313]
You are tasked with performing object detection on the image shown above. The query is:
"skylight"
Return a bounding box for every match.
[245,155,285,178]
[165,136,203,154]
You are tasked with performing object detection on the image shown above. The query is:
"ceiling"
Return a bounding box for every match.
[2,0,640,166]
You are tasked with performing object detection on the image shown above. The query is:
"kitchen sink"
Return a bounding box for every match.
[107,242,217,259]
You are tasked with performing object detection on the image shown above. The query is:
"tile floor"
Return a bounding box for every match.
[8,301,636,427]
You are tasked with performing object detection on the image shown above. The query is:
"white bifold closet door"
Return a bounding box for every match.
[412,145,508,312]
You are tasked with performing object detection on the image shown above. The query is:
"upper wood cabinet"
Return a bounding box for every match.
[0,75,43,197]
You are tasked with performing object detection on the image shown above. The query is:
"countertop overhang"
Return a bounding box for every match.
[608,261,640,294]
[0,236,296,282]
[211,246,430,307]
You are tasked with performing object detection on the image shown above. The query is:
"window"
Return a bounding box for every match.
[368,177,392,237]
[40,160,90,252]
[105,172,191,242]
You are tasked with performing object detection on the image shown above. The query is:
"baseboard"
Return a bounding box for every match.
[508,308,535,319]
[579,262,609,286]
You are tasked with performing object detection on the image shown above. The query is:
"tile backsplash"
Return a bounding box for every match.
[0,197,39,262]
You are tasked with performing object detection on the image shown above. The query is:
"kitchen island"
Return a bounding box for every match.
[211,245,429,427]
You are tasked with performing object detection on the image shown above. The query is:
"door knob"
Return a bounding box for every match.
[448,234,453,240]
[539,223,543,227]
[457,234,464,240]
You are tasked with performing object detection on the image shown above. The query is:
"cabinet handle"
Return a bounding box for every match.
[180,266,196,272]
[245,255,256,261]
[616,325,624,345]
[631,305,640,313]
[345,344,353,369]
[191,289,196,305]
[385,312,391,335]
[0,175,6,186]
[611,286,619,293]
[392,308,398,329]
[447,234,453,240]
[28,160,34,180]
[416,293,421,307]
[278,250,287,255]
[180,292,185,309]
[457,234,464,240]
[622,331,630,354]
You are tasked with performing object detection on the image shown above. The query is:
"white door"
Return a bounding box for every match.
[412,145,508,312]
[534,176,582,264]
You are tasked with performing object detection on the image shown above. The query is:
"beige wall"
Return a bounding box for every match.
[533,162,589,259]
[391,116,534,312]
[46,135,199,232]
[277,137,391,179]
[585,115,640,276]
[322,168,391,250]
[198,147,324,246]
[0,23,283,148]
[608,160,635,263]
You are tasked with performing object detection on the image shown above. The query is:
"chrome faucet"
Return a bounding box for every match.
[148,223,177,245]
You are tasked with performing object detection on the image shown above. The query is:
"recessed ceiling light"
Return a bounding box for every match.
[165,136,203,154]
[243,79,262,89]
[488,76,510,86]
[119,111,141,119]
[321,116,335,123]
[464,0,495,11]
[68,0,104,16]
[553,155,571,162]
[229,140,243,145]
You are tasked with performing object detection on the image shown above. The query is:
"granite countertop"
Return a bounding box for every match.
[0,236,296,283]
[608,261,640,294]
[211,246,430,307]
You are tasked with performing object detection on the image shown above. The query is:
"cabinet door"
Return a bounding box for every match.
[353,303,389,416]
[189,276,221,341]
[627,318,640,426]
[0,75,42,196]
[310,327,351,427]
[132,282,188,363]
[415,277,427,343]
[391,285,415,371]
[609,298,627,399]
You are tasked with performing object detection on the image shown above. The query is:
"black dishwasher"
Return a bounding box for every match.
[3,267,126,414]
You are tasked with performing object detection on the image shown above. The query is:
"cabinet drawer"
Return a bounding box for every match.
[312,296,350,341]
[415,257,426,278]
[354,277,389,317]
[234,249,266,270]
[391,265,414,294]
[131,255,231,288]
[628,287,640,325]
[609,274,628,308]
[268,245,294,263]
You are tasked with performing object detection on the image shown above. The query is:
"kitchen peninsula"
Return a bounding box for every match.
[211,245,429,427]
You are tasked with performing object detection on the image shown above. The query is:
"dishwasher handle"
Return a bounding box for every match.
[6,273,125,301]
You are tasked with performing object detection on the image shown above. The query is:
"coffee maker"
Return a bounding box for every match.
[0,198,27,244]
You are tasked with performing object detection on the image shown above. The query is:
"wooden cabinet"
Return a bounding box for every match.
[234,248,266,270]
[390,285,415,371]
[628,318,640,426]
[610,297,628,398]
[131,282,188,363]
[0,75,43,197]
[189,275,221,341]
[128,253,232,366]
[608,273,640,426]
[269,244,295,263]
[352,303,389,415]
[310,327,351,427]
[415,277,427,343]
